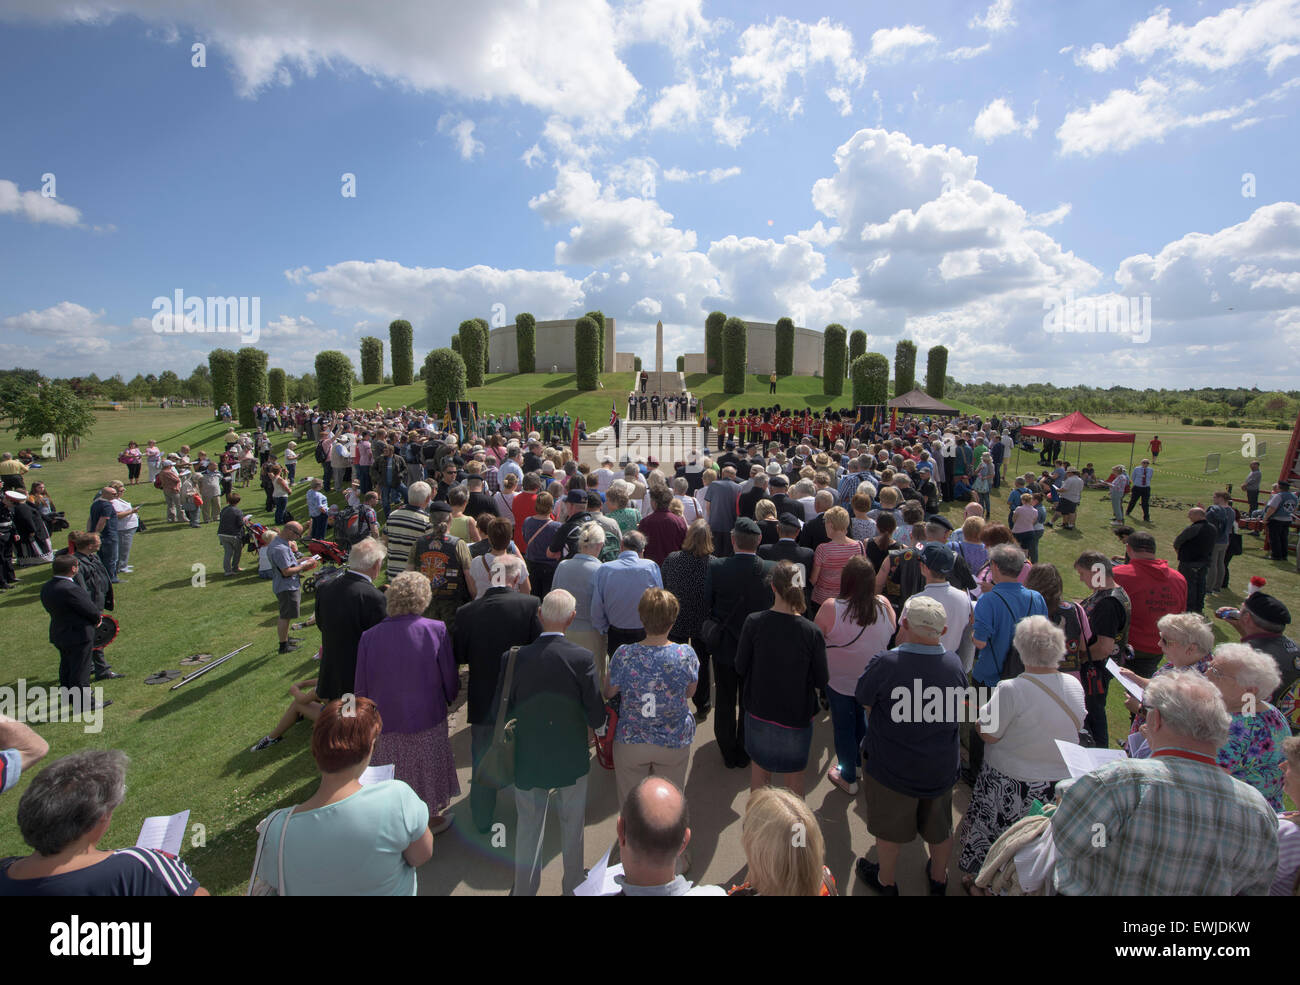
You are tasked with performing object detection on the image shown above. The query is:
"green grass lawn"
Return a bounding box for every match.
[0,384,1294,892]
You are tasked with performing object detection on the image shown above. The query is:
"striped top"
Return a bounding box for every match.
[1272,814,1300,896]
[811,538,866,606]
[0,848,200,896]
[384,507,433,578]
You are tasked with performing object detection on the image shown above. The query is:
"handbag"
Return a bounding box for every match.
[1023,673,1095,748]
[246,807,291,896]
[475,646,520,791]
[594,693,621,770]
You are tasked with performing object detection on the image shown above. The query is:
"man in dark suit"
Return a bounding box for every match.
[41,554,107,710]
[796,490,836,552]
[705,518,774,768]
[455,581,543,832]
[767,474,796,521]
[314,539,388,701]
[736,472,772,521]
[60,531,123,681]
[760,513,816,612]
[494,588,604,895]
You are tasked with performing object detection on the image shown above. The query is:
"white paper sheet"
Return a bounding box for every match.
[1105,658,1145,702]
[359,763,395,785]
[1055,740,1126,778]
[136,810,190,856]
[574,845,624,896]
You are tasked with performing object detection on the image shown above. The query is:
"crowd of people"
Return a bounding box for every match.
[3,402,1299,897]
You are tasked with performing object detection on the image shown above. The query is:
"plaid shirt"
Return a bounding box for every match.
[1052,752,1278,896]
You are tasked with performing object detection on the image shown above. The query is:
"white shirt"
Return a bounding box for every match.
[919,581,973,657]
[112,498,139,531]
[675,495,701,523]
[594,468,616,494]
[979,673,1087,782]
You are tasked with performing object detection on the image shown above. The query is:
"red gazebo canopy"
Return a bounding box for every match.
[1019,411,1135,444]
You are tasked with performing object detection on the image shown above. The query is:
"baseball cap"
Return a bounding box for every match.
[902,594,947,636]
[565,489,587,504]
[919,543,955,574]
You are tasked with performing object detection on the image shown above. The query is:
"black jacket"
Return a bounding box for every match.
[454,588,543,724]
[1174,519,1217,565]
[796,512,831,552]
[758,539,815,610]
[370,454,409,490]
[314,571,388,701]
[705,553,775,666]
[41,576,101,648]
[497,634,604,791]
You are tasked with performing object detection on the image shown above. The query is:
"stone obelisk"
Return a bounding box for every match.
[654,319,665,394]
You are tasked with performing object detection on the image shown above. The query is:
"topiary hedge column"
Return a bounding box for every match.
[705,311,726,374]
[359,337,384,385]
[849,330,867,373]
[459,319,485,388]
[389,320,414,386]
[676,355,685,373]
[775,317,795,376]
[267,367,287,406]
[634,356,642,372]
[423,348,467,416]
[235,347,268,426]
[822,324,846,396]
[722,316,747,394]
[473,317,490,376]
[895,340,917,396]
[585,310,606,373]
[516,312,536,373]
[315,351,354,412]
[855,353,889,407]
[209,348,237,410]
[574,316,600,390]
[926,345,948,399]
[450,335,461,357]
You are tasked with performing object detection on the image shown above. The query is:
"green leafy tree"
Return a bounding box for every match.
[235,347,268,426]
[473,317,491,376]
[854,353,889,407]
[424,348,467,414]
[822,324,846,396]
[895,340,917,396]
[849,330,867,369]
[575,316,601,390]
[267,368,287,406]
[209,348,238,409]
[359,337,384,385]
[775,317,795,376]
[634,356,642,372]
[389,319,414,386]
[585,310,606,373]
[516,312,536,373]
[722,316,747,394]
[676,355,685,373]
[458,319,485,388]
[925,346,948,399]
[8,382,95,461]
[705,311,726,374]
[315,351,354,411]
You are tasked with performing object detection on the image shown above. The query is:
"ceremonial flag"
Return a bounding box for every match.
[610,400,618,427]
[890,407,897,434]
[525,403,532,436]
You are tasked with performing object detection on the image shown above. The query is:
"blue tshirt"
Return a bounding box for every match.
[89,498,117,536]
[972,582,1048,686]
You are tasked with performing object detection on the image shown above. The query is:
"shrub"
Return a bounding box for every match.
[450,335,461,356]
[822,324,846,396]
[722,316,747,394]
[267,367,287,406]
[575,316,600,390]
[895,340,917,395]
[705,311,726,374]
[775,317,795,376]
[458,319,485,388]
[1180,417,1194,425]
[234,347,268,426]
[473,317,490,375]
[389,320,414,386]
[676,355,685,372]
[1198,418,1216,427]
[634,356,642,372]
[854,353,889,407]
[516,312,536,373]
[208,349,238,410]
[849,330,867,371]
[1226,420,1240,429]
[925,346,948,399]
[359,337,383,385]
[423,348,467,415]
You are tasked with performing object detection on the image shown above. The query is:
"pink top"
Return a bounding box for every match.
[1012,504,1038,534]
[812,539,866,606]
[355,439,373,467]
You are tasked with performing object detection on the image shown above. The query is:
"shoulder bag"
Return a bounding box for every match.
[475,646,520,790]
[1022,673,1095,748]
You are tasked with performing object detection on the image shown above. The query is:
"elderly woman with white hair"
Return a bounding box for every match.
[957,614,1087,886]
[1208,643,1289,809]
[1119,611,1215,735]
[354,570,460,833]
[605,480,641,534]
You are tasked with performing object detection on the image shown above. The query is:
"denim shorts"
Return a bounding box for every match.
[744,712,813,774]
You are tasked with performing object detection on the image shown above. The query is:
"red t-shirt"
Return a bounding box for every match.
[511,492,539,550]
[1113,558,1186,652]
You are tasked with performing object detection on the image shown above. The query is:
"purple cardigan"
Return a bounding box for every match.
[354,614,459,734]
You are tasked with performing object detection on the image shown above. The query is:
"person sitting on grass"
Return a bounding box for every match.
[251,679,324,752]
[0,749,208,896]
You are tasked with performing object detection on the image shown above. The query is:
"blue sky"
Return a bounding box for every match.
[1,0,1297,388]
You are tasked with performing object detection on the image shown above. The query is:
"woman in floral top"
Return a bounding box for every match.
[604,588,699,808]
[1120,612,1216,733]
[1208,643,1289,810]
[604,482,641,535]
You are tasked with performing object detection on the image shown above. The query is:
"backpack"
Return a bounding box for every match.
[563,513,621,562]
[333,505,372,545]
[991,591,1035,680]
[314,440,328,464]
